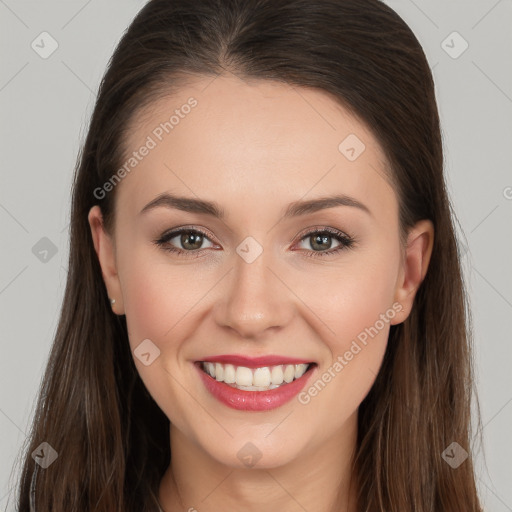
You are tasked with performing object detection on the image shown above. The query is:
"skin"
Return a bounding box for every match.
[88,73,433,512]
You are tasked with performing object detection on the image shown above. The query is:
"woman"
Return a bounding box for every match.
[12,0,483,510]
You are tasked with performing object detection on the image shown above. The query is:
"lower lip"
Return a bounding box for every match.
[195,362,317,411]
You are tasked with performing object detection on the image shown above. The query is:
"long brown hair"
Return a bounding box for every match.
[10,0,482,510]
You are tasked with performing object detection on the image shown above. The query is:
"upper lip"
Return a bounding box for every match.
[197,354,315,368]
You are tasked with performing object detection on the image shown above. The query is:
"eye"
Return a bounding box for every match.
[154,225,356,259]
[153,227,217,257]
[293,227,355,258]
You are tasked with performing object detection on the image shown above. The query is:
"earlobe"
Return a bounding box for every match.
[391,219,434,325]
[87,206,125,315]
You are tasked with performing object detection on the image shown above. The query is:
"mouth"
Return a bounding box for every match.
[194,358,318,411]
[197,360,316,391]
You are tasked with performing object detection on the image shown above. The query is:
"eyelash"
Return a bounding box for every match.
[153,226,356,259]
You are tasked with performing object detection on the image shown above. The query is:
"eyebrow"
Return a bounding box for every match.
[139,192,372,219]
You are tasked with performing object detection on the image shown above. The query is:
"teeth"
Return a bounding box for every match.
[201,361,310,390]
[223,364,236,383]
[215,363,224,381]
[253,367,271,387]
[271,365,284,385]
[235,366,253,386]
[283,364,295,383]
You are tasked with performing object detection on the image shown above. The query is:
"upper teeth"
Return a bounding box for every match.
[202,362,310,388]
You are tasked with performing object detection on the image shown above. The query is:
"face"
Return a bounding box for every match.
[89,73,433,470]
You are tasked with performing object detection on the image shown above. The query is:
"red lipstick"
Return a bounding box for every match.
[194,360,317,412]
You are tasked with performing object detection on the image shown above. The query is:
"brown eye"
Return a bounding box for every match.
[308,233,336,251]
[179,231,205,250]
[154,227,215,256]
[294,227,355,258]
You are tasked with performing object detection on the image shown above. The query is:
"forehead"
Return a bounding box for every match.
[117,74,395,219]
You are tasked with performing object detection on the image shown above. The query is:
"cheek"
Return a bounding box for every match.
[301,245,399,347]
[117,250,203,422]
[296,245,399,413]
[118,248,198,351]
[122,270,172,347]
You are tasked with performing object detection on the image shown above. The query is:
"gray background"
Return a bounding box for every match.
[0,0,511,510]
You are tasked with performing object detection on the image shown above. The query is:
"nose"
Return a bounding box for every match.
[213,249,294,339]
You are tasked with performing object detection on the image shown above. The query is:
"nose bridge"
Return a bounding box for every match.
[214,242,292,338]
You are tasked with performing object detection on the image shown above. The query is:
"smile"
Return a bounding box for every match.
[200,361,311,390]
[194,357,317,411]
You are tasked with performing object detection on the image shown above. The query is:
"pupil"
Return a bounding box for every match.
[311,234,331,251]
[182,231,203,250]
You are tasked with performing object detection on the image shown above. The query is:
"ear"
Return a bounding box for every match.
[391,219,434,325]
[88,205,125,315]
